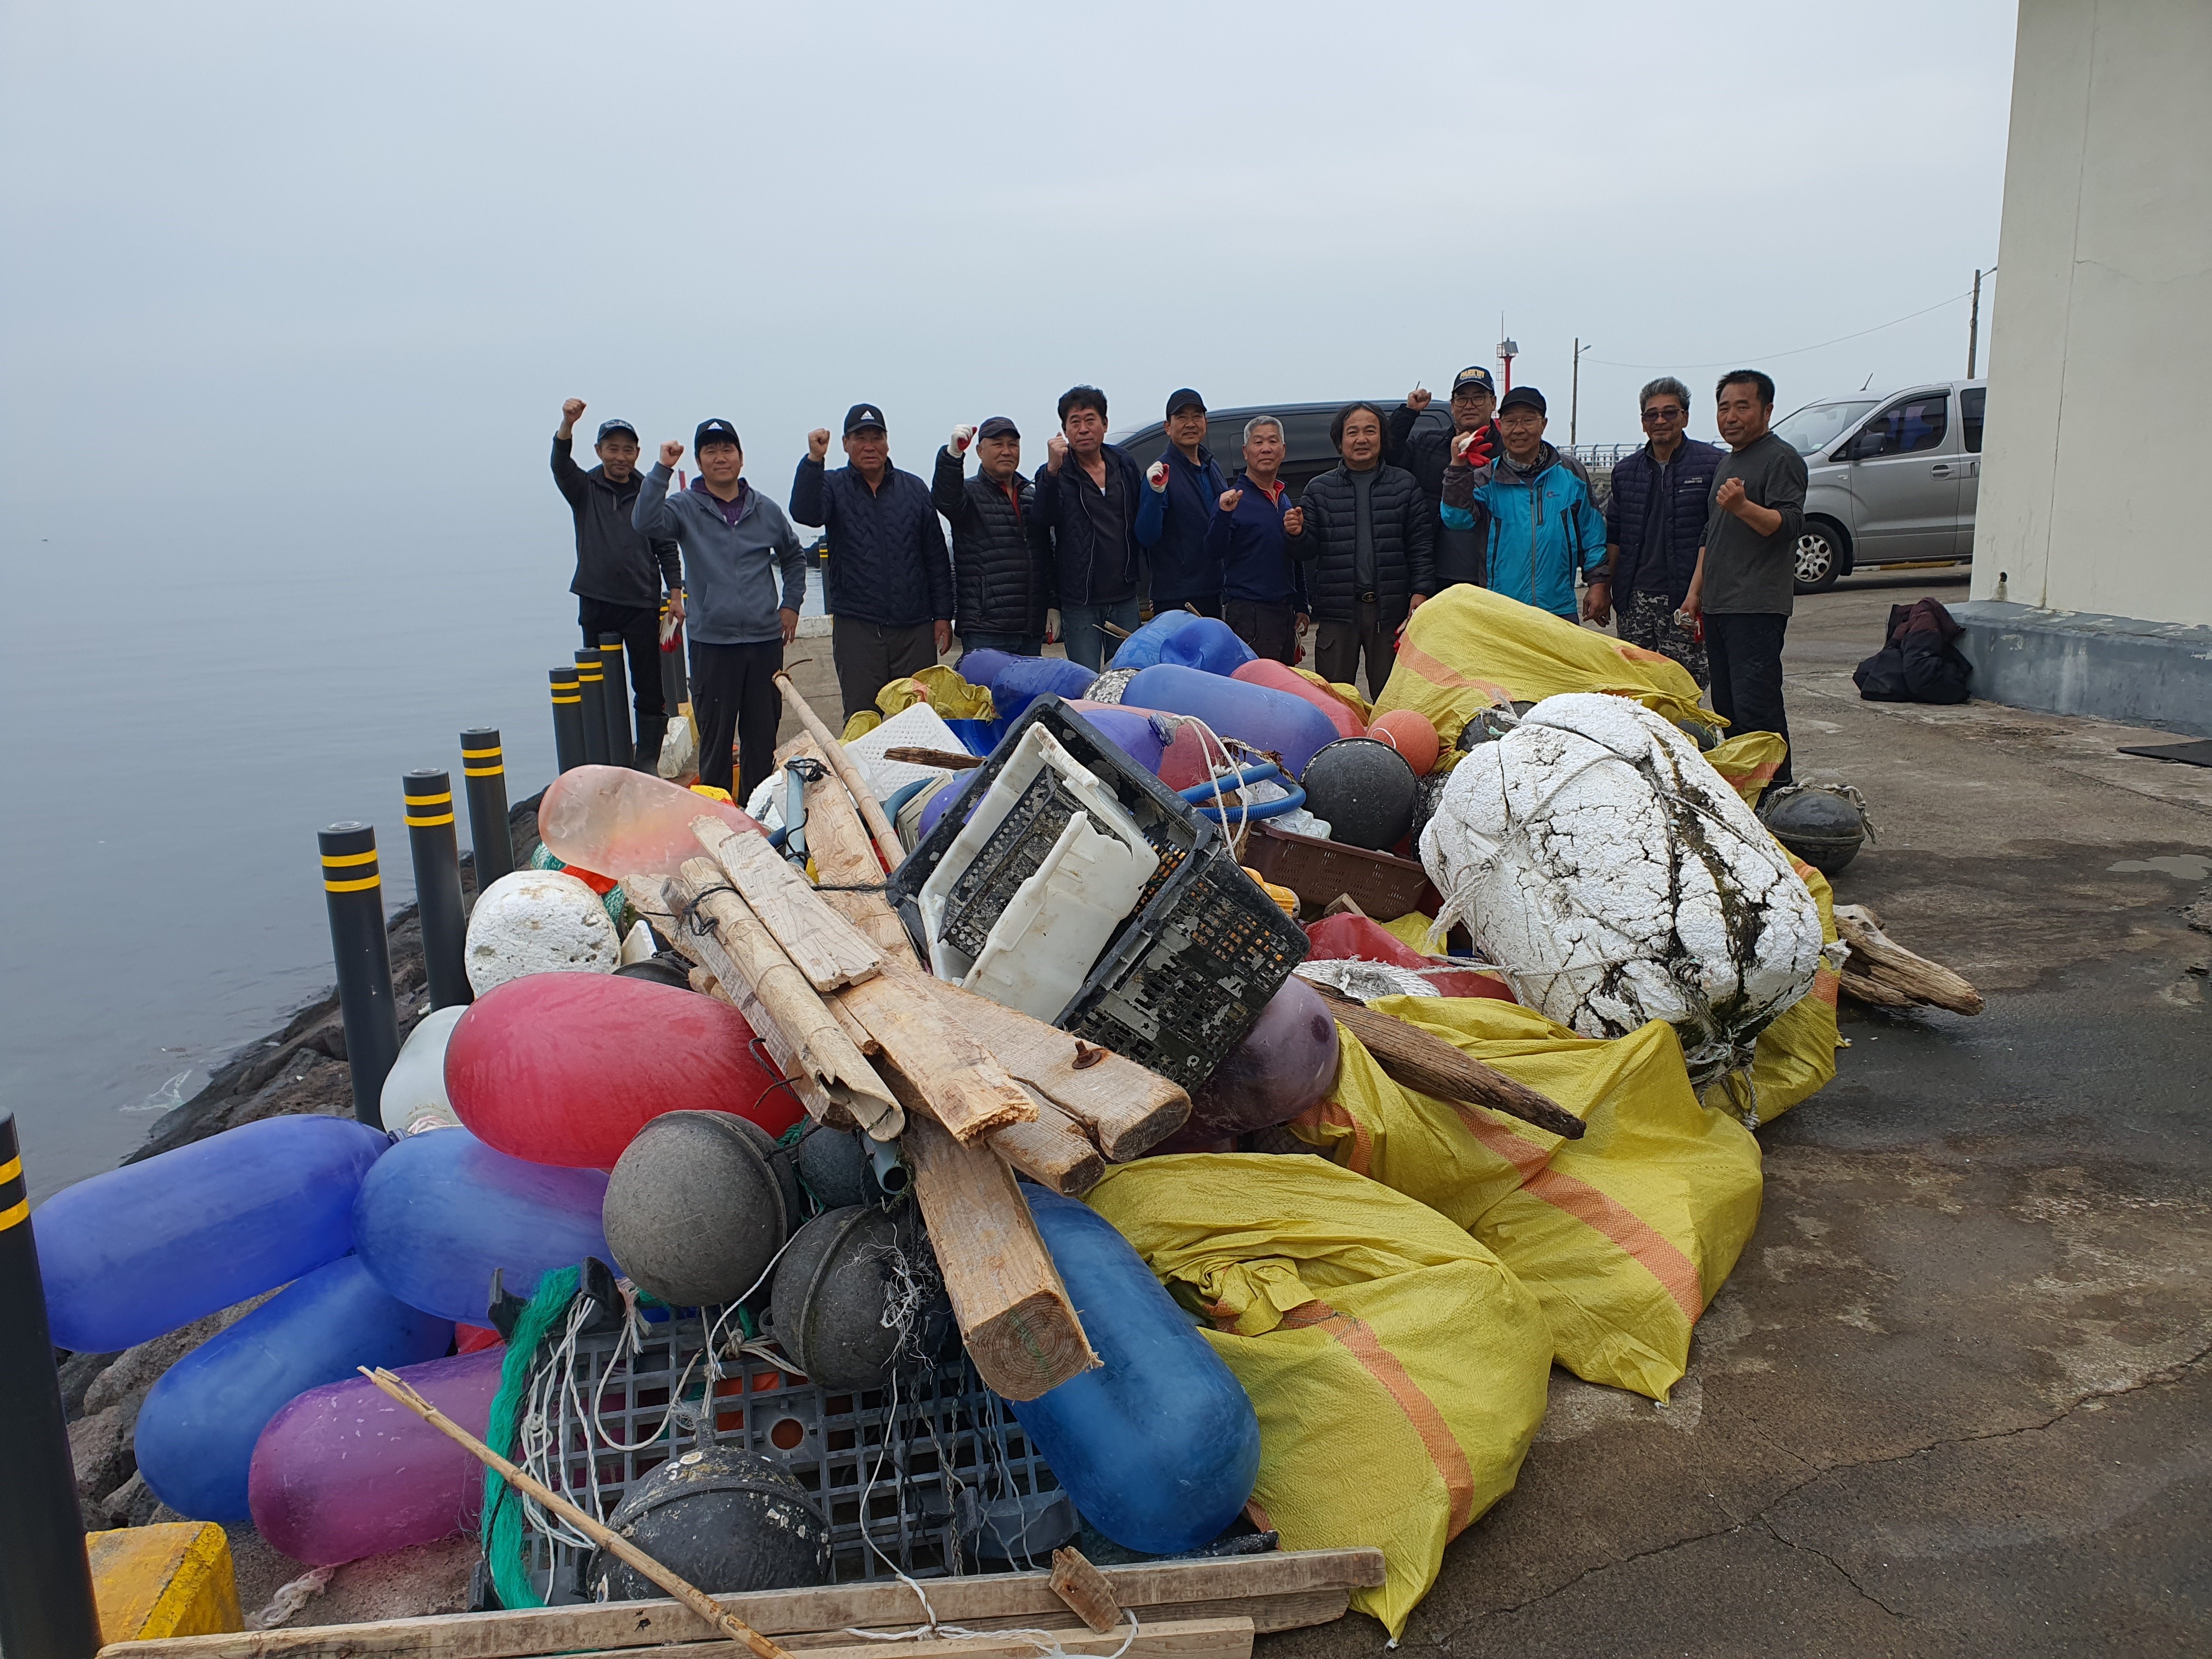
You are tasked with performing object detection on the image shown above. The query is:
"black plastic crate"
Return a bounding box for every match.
[887,696,1308,1089]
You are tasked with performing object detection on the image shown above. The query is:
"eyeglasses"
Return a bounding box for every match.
[1641,407,1685,422]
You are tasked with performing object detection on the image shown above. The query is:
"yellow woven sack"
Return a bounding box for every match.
[839,665,997,742]
[1373,585,1712,759]
[1089,1155,1550,1639]
[1711,859,1841,1127]
[1706,730,1790,808]
[1291,668,1372,724]
[1293,998,1762,1402]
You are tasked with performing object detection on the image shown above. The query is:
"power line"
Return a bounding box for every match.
[1585,283,1990,373]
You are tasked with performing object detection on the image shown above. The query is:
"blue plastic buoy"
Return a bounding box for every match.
[1007,1188,1260,1555]
[133,1255,451,1522]
[35,1115,390,1355]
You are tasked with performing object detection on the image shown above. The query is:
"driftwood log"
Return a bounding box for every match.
[1833,902,1984,1015]
[1309,982,1585,1139]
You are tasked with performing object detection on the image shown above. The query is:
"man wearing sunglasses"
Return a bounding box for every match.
[1601,376,1722,684]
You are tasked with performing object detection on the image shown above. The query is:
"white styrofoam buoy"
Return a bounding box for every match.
[379,1005,466,1135]
[463,869,623,995]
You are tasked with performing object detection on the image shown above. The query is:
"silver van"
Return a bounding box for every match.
[1772,379,1985,591]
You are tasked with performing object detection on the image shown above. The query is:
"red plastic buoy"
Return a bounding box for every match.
[445,974,799,1168]
[1304,912,1514,1002]
[1230,659,1367,742]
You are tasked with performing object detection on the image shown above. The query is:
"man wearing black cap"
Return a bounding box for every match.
[1440,387,1608,622]
[1389,368,1501,591]
[934,417,1047,657]
[634,420,809,802]
[791,404,952,721]
[1132,389,1227,618]
[551,398,682,769]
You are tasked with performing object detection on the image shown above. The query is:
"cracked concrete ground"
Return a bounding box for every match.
[1263,573,2212,1658]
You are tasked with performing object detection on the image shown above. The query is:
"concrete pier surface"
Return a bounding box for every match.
[1267,572,2212,1658]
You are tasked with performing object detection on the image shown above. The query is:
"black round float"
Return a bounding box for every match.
[588,1446,830,1600]
[794,1125,873,1211]
[1301,737,1418,851]
[1759,786,1870,874]
[771,1206,948,1389]
[602,1111,797,1307]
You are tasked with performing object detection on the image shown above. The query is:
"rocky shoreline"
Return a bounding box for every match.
[58,792,545,1626]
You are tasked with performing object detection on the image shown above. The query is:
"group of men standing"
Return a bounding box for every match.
[550,360,1808,803]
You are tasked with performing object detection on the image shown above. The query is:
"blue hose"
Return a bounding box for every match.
[1176,763,1280,801]
[1193,782,1306,823]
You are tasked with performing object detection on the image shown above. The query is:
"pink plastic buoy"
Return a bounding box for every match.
[248,1346,506,1565]
[446,973,799,1168]
[1232,659,1367,741]
[1150,976,1340,1153]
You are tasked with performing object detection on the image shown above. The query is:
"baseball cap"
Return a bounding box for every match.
[693,419,741,452]
[977,415,1019,441]
[595,418,638,442]
[1164,388,1207,419]
[1498,386,1548,415]
[844,403,887,435]
[1451,365,1498,397]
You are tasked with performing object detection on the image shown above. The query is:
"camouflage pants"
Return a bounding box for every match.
[1619,589,1708,688]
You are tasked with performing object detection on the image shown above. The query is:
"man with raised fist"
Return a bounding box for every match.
[1204,414,1309,664]
[789,403,952,721]
[1031,385,1145,671]
[551,398,681,769]
[632,420,808,801]
[1132,388,1227,619]
[1389,365,1502,591]
[1439,386,1607,623]
[933,416,1047,658]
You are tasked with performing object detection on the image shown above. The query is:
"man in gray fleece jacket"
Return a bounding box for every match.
[634,419,809,800]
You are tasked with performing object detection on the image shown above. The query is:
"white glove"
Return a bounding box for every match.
[1045,608,1061,644]
[950,424,975,455]
[1146,461,1169,492]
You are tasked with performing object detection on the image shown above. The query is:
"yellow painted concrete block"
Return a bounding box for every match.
[88,1522,242,1643]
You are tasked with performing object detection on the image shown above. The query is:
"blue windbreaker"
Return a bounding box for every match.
[1440,444,1606,619]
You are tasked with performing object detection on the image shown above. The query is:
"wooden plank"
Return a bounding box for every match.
[924,978,1190,1161]
[95,1550,1383,1658]
[774,670,907,871]
[834,961,1037,1146]
[1312,983,1587,1141]
[899,1108,1096,1401]
[778,732,921,969]
[990,1089,1107,1197]
[695,816,883,992]
[1051,1547,1123,1633]
[566,1617,1252,1659]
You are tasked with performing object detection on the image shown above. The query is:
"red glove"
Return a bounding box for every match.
[1453,428,1495,469]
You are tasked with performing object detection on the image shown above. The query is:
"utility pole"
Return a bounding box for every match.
[1967,268,1983,377]
[1571,338,1590,446]
[1497,315,1519,394]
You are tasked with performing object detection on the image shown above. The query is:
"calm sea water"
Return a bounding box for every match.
[1,490,821,1203]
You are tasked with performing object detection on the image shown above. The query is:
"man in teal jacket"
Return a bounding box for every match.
[1440,386,1607,621]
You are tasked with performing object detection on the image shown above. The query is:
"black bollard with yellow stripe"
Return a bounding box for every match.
[0,1115,103,1659]
[459,728,515,891]
[596,633,633,767]
[574,650,610,766]
[320,822,402,1126]
[404,770,471,1010]
[550,667,586,774]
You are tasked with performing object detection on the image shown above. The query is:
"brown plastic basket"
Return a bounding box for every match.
[1240,821,1438,920]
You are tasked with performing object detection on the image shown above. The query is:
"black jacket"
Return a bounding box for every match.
[931,446,1047,637]
[1387,404,1498,590]
[1854,598,1972,704]
[1031,443,1145,608]
[1605,438,1723,608]
[790,456,952,628]
[551,437,680,607]
[1286,462,1437,624]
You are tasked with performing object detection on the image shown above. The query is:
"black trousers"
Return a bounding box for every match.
[831,618,938,723]
[1705,612,1792,786]
[1313,601,1404,697]
[1155,591,1222,619]
[689,639,785,803]
[1224,599,1299,665]
[578,599,667,723]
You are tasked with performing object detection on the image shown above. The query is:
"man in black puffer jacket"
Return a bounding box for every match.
[933,416,1046,657]
[1286,402,1435,696]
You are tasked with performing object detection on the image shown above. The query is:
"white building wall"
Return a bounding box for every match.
[1973,0,2212,629]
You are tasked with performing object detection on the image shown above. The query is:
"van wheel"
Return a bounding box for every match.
[1794,523,1846,593]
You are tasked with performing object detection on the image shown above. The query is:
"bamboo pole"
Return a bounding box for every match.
[357,1367,795,1659]
[772,671,906,872]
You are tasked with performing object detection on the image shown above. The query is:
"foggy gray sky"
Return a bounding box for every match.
[4,0,2016,508]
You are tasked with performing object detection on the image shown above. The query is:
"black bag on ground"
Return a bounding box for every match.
[1855,597,1972,704]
